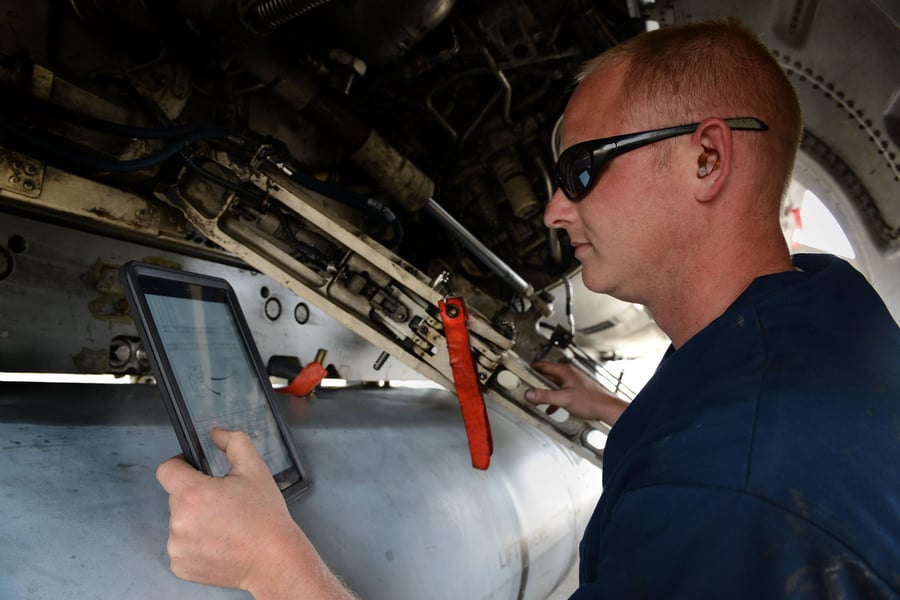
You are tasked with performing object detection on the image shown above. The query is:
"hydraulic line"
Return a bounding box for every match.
[0,113,230,174]
[285,167,404,249]
[424,197,530,297]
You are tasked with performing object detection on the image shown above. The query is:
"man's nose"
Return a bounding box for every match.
[544,187,574,229]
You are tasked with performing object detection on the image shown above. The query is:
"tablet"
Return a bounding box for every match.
[121,261,309,503]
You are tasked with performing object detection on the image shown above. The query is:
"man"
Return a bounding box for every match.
[157,21,900,599]
[527,19,900,599]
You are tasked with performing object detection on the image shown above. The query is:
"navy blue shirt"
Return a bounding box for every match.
[571,254,900,599]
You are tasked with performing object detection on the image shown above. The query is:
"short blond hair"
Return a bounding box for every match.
[580,20,802,202]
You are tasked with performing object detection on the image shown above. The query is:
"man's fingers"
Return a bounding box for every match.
[524,386,570,410]
[210,428,269,476]
[525,387,549,404]
[530,361,574,385]
[527,361,579,408]
[157,455,207,495]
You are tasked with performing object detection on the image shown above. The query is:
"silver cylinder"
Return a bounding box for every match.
[0,383,602,599]
[291,388,602,599]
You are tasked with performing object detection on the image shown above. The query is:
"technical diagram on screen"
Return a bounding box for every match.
[121,261,309,503]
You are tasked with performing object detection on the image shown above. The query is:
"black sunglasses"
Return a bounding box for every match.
[554,117,769,201]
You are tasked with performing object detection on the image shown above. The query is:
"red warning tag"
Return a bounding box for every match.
[439,296,493,470]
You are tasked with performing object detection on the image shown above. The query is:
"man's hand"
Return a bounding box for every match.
[157,428,354,599]
[525,361,629,427]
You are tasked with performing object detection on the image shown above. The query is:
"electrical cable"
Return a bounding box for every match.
[178,151,266,202]
[268,203,335,271]
[286,168,404,249]
[0,86,402,249]
[0,113,230,174]
[562,272,576,337]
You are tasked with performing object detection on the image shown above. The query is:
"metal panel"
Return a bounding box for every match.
[0,383,602,599]
[0,211,423,382]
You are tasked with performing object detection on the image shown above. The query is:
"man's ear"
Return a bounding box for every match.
[692,118,733,202]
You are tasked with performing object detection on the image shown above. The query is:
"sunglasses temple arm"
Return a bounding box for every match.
[611,124,699,155]
[612,118,767,155]
[724,117,769,131]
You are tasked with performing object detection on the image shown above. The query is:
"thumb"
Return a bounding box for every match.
[210,428,269,477]
[156,454,208,495]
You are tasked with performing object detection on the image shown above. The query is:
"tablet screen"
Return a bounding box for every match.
[140,274,301,489]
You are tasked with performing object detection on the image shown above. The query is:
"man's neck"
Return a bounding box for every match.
[649,250,794,349]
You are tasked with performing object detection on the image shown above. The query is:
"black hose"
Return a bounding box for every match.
[0,113,230,174]
[179,151,266,201]
[287,168,404,249]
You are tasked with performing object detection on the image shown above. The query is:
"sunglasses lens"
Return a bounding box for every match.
[558,148,595,200]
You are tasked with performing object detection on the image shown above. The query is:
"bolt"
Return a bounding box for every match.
[430,270,451,290]
[114,344,131,362]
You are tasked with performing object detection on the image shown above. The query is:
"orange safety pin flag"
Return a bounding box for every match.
[439,296,493,470]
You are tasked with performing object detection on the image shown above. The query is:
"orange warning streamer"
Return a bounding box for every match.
[439,296,493,470]
[280,362,327,396]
